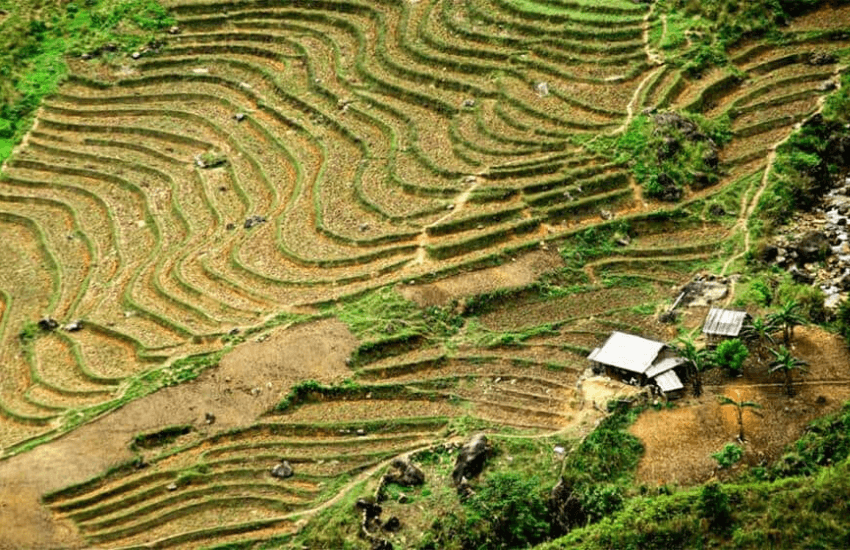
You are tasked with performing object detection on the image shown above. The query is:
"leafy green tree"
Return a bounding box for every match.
[767,300,807,345]
[713,339,749,373]
[718,393,762,441]
[770,345,809,396]
[740,316,776,359]
[676,337,712,397]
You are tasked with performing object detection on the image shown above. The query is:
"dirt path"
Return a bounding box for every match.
[721,63,846,282]
[409,176,483,267]
[0,318,356,550]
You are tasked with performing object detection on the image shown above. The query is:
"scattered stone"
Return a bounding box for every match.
[38,318,59,331]
[397,493,408,504]
[446,203,455,211]
[233,112,246,122]
[451,433,491,487]
[599,209,613,220]
[535,81,549,97]
[462,98,476,108]
[168,25,181,35]
[166,483,178,491]
[81,53,92,60]
[244,215,267,229]
[356,428,367,436]
[818,80,838,92]
[271,460,294,479]
[131,52,141,60]
[359,223,370,232]
[62,320,83,332]
[807,52,837,66]
[204,412,216,425]
[228,328,240,336]
[226,223,236,231]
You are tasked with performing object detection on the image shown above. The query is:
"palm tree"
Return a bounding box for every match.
[769,345,809,396]
[718,392,763,442]
[676,337,712,397]
[766,300,807,345]
[740,316,776,356]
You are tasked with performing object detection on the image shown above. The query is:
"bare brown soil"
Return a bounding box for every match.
[631,326,850,487]
[398,249,563,307]
[0,318,355,550]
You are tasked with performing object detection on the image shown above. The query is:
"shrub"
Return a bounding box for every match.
[713,339,749,372]
[712,443,744,469]
[422,471,551,550]
[698,481,733,531]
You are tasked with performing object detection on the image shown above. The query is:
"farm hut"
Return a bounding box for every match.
[587,331,685,396]
[702,308,750,343]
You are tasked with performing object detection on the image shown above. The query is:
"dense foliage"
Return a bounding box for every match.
[541,402,850,550]
[617,112,731,201]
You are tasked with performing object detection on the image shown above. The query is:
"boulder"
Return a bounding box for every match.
[355,497,382,521]
[795,230,831,263]
[387,458,425,487]
[62,320,83,332]
[271,460,294,479]
[38,317,58,331]
[451,433,491,486]
[382,516,401,532]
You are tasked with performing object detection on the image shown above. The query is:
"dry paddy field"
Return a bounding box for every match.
[0,0,848,547]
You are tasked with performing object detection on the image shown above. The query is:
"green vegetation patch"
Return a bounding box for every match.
[755,71,850,231]
[617,111,731,201]
[0,0,175,164]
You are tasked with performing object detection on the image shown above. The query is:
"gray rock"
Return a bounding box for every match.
[271,460,294,479]
[38,318,59,331]
[62,320,83,332]
[244,215,267,229]
[451,433,491,487]
[387,458,425,487]
[795,230,831,262]
[535,82,549,97]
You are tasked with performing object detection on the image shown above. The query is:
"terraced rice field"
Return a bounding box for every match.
[1,0,848,546]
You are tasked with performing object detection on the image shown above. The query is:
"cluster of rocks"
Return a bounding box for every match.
[762,175,850,308]
[37,317,83,332]
[348,433,492,549]
[243,215,267,229]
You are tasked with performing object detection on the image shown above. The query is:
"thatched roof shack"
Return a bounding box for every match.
[588,331,685,395]
[702,308,750,341]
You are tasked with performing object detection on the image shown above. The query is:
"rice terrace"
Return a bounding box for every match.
[1,0,850,547]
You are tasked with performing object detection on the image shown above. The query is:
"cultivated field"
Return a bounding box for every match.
[0,0,848,547]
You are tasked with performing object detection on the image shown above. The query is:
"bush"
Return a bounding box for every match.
[713,339,749,372]
[712,443,744,469]
[698,481,733,531]
[422,471,551,549]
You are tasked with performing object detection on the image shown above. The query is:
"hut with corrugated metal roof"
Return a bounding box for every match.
[702,308,750,343]
[587,331,685,396]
